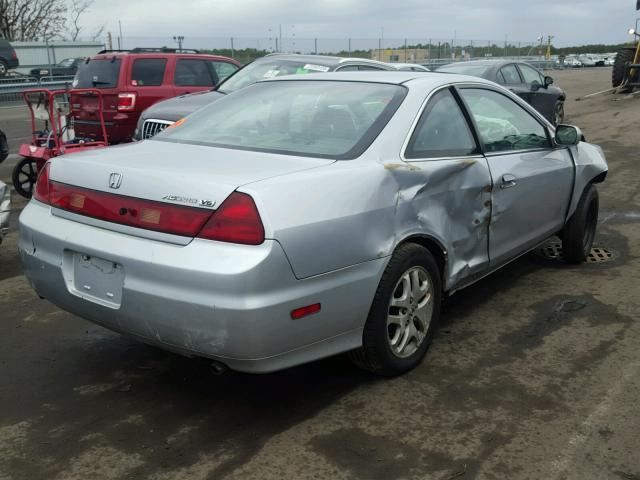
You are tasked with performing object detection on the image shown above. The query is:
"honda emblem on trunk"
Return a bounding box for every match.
[108,173,123,189]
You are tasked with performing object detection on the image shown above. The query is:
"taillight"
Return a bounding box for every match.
[33,163,51,204]
[198,192,264,245]
[117,93,136,111]
[49,182,212,237]
[11,50,17,60]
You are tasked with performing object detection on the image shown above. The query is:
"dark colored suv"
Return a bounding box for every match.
[71,48,241,143]
[0,39,19,77]
[136,53,395,139]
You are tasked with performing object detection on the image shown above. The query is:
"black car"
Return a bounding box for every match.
[30,57,84,79]
[437,60,566,125]
[135,53,395,139]
[0,38,19,77]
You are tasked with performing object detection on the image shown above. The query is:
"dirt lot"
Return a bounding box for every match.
[1,68,639,480]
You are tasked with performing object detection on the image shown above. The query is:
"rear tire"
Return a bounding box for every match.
[12,157,37,199]
[562,184,599,264]
[349,243,442,376]
[612,48,635,88]
[0,60,7,78]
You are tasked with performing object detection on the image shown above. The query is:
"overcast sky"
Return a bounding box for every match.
[81,0,633,48]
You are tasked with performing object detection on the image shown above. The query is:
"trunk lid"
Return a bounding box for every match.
[49,140,334,239]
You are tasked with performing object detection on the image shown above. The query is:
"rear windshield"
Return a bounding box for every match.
[73,58,121,89]
[217,59,334,94]
[438,65,490,76]
[155,80,406,160]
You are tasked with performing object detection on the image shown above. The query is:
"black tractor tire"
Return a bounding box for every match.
[0,129,8,163]
[612,48,636,87]
[349,243,442,376]
[12,157,38,199]
[553,101,565,126]
[562,184,599,264]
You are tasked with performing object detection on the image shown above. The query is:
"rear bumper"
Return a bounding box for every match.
[19,201,385,372]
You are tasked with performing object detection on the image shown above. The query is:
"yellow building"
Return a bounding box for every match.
[370,47,429,63]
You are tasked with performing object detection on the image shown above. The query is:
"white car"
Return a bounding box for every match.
[390,63,430,72]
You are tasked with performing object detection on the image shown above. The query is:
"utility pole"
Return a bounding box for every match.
[230,37,234,58]
[107,32,112,50]
[279,24,282,53]
[173,36,184,50]
[118,20,123,49]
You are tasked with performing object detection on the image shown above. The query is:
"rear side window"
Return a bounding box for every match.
[405,88,477,159]
[210,61,238,82]
[131,59,167,86]
[498,65,521,84]
[174,59,214,86]
[73,59,121,88]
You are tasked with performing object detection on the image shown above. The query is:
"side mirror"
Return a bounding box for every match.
[555,124,583,146]
[544,75,554,87]
[531,80,541,92]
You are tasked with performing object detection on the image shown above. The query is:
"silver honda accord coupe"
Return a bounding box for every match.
[19,72,607,376]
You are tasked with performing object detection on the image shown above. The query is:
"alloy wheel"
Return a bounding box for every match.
[386,266,434,358]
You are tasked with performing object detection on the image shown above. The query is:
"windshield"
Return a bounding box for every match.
[155,80,406,159]
[438,65,490,76]
[217,59,334,94]
[73,58,121,89]
[58,58,75,67]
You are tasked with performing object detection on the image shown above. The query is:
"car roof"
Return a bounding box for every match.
[89,50,236,62]
[262,53,391,68]
[259,71,496,88]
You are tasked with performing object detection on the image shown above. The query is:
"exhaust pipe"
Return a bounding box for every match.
[210,360,228,376]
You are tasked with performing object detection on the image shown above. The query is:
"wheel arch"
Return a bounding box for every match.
[393,234,448,292]
[590,171,607,184]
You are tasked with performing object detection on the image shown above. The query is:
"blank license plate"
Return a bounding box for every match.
[72,253,124,308]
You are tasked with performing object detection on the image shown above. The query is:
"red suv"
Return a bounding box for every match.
[71,48,241,143]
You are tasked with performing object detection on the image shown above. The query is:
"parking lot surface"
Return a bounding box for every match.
[1,68,639,480]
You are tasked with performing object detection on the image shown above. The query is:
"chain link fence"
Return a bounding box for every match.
[118,36,552,67]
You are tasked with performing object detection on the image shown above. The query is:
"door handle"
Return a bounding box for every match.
[501,174,517,189]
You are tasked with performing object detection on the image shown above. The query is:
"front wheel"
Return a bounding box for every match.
[0,130,8,163]
[12,157,38,198]
[562,184,599,264]
[553,101,565,126]
[350,243,442,376]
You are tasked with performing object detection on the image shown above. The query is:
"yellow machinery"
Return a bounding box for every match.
[612,1,640,89]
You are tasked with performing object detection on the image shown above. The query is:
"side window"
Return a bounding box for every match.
[174,59,215,86]
[405,88,477,159]
[357,65,385,71]
[459,88,551,153]
[210,61,239,82]
[518,64,544,86]
[131,59,167,86]
[336,65,359,71]
[499,64,521,84]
